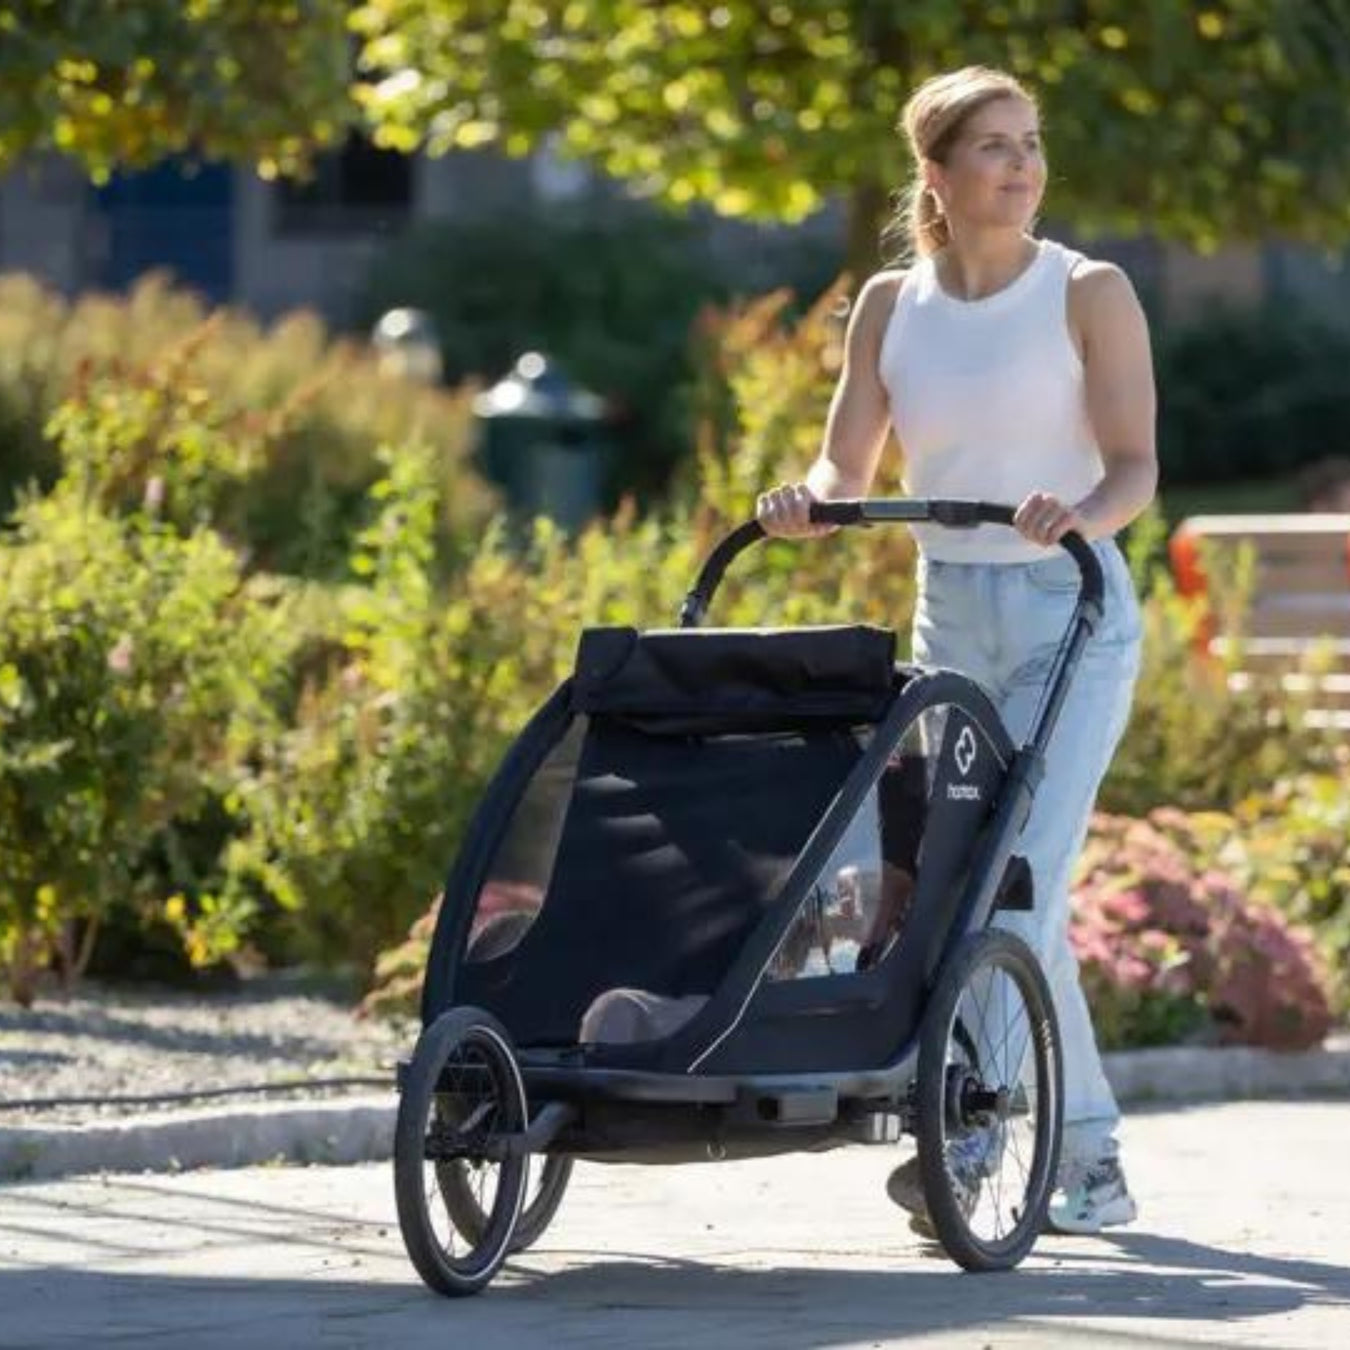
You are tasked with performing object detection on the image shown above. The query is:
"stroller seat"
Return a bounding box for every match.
[579,988,711,1045]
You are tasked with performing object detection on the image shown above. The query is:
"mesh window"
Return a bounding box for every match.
[463,718,587,965]
[766,709,942,981]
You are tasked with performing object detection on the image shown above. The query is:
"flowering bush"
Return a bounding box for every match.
[1147,777,1350,1019]
[1073,812,1334,1051]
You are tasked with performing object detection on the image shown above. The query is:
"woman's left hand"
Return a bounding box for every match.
[1013,491,1092,546]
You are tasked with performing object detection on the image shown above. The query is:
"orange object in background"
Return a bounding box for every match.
[1167,522,1215,652]
[1166,514,1350,727]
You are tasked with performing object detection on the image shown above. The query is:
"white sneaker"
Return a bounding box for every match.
[1046,1155,1138,1235]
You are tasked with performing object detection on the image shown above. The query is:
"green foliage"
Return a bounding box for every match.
[1073,811,1335,1050]
[222,444,702,973]
[357,202,838,500]
[360,894,442,1020]
[0,271,492,577]
[1099,531,1340,816]
[3,261,1344,1021]
[0,486,296,1004]
[354,1,1350,258]
[689,282,920,628]
[7,2,1350,269]
[1155,305,1350,484]
[0,1,352,178]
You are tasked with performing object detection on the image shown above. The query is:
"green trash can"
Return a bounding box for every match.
[473,352,609,531]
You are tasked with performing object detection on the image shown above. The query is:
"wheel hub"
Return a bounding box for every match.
[959,1080,1010,1126]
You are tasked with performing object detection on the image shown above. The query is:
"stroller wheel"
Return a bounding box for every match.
[393,1006,529,1296]
[915,929,1062,1272]
[440,1154,574,1255]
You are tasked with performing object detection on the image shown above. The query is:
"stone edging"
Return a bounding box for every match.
[3,1036,1348,1183]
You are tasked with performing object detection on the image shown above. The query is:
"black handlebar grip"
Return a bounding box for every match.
[683,498,1104,629]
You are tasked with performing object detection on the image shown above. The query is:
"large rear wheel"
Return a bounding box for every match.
[916,929,1062,1272]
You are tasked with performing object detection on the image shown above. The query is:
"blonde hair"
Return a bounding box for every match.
[881,66,1039,263]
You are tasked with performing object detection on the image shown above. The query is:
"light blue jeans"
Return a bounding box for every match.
[911,537,1142,1176]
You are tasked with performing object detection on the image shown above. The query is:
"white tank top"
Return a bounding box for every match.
[877,237,1104,564]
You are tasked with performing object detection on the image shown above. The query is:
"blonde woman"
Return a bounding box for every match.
[757,66,1157,1236]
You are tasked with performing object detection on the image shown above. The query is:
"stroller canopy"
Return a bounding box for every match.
[444,623,1010,1073]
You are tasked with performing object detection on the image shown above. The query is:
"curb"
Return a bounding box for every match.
[0,1096,397,1183]
[4,1038,1348,1183]
[1102,1032,1350,1105]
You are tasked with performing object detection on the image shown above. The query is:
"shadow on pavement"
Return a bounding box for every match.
[5,1182,1344,1350]
[0,1259,1333,1350]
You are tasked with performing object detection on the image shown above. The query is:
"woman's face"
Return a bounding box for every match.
[927,95,1045,233]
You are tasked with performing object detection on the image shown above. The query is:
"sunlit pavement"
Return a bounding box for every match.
[2,1100,1348,1349]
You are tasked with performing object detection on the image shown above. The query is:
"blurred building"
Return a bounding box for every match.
[1,135,1348,331]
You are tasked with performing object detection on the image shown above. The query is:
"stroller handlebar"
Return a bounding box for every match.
[679,497,1105,629]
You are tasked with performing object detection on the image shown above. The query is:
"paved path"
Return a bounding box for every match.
[2,1101,1348,1349]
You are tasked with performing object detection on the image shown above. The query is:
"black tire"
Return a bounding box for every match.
[393,1006,529,1296]
[916,929,1062,1272]
[440,912,573,1253]
[440,1154,575,1254]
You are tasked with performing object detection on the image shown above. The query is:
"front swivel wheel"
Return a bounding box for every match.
[393,1006,529,1296]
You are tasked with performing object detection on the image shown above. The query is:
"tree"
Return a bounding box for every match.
[0,0,352,179]
[3,2,1350,275]
[351,0,1350,273]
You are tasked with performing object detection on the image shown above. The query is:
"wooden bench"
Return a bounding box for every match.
[1168,513,1350,728]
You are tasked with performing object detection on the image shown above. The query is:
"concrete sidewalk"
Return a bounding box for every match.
[4,1035,1349,1184]
[2,1100,1348,1349]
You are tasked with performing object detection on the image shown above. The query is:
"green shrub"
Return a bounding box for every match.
[1100,528,1340,816]
[7,262,1345,1011]
[0,487,297,1004]
[356,202,838,503]
[0,270,493,577]
[1155,303,1350,484]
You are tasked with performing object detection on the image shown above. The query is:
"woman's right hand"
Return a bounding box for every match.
[755,482,837,538]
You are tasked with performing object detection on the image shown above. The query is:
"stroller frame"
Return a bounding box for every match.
[393,498,1107,1294]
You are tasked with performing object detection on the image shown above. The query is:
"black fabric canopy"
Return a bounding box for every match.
[457,625,903,1046]
[571,625,897,733]
[458,719,865,1045]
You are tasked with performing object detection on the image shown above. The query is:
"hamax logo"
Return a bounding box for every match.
[954,726,978,776]
[947,725,981,802]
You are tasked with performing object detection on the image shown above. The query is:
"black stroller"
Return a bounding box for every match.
[393,499,1107,1295]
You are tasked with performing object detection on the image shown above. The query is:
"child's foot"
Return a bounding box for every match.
[885,1130,996,1238]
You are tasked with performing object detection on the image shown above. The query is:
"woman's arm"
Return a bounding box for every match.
[759,271,902,536]
[1073,261,1159,536]
[1016,262,1158,546]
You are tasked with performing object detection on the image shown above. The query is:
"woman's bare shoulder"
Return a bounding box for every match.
[851,268,908,329]
[1066,253,1139,306]
[1065,253,1146,349]
[859,268,908,301]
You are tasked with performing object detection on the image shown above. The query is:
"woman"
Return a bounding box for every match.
[757,65,1157,1236]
